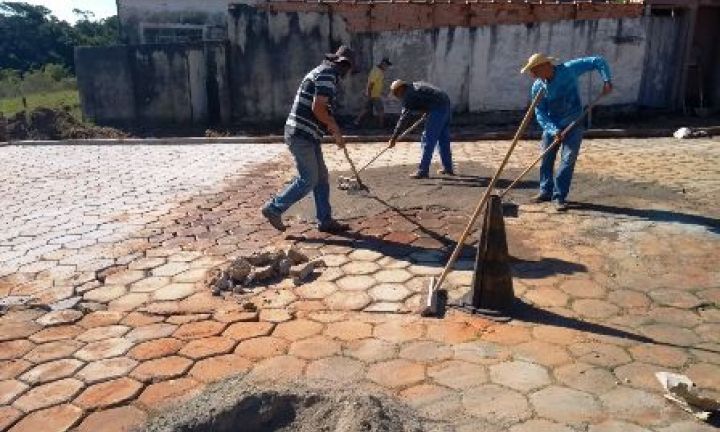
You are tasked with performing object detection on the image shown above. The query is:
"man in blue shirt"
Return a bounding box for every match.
[261,46,354,233]
[521,53,613,211]
[388,80,454,178]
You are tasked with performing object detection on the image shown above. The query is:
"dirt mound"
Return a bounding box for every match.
[143,379,430,432]
[4,106,128,141]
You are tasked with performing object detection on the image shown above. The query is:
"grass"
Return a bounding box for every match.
[0,89,82,120]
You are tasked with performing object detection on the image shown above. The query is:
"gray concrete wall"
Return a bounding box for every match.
[227,6,687,122]
[76,43,229,126]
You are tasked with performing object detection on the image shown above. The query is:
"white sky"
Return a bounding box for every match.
[20,0,117,23]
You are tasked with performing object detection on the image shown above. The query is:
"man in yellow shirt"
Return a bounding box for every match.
[354,57,391,128]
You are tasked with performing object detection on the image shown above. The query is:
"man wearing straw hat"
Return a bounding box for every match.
[261,46,355,233]
[521,53,613,211]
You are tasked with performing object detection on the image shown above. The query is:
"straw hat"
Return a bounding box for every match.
[521,53,557,74]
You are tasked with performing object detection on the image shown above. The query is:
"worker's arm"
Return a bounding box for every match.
[531,81,561,138]
[366,81,374,98]
[565,56,613,94]
[313,96,344,148]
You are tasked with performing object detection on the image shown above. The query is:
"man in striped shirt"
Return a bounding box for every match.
[262,46,354,233]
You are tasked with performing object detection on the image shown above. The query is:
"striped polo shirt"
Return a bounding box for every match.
[285,61,340,143]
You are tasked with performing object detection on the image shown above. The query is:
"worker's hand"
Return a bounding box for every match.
[602,82,613,95]
[334,132,346,149]
[387,138,397,149]
[554,131,565,143]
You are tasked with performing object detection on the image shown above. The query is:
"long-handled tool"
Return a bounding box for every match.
[357,114,427,175]
[498,93,605,201]
[421,89,546,317]
[340,145,369,192]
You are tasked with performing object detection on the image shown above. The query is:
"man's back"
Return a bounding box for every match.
[286,62,339,143]
[402,82,450,112]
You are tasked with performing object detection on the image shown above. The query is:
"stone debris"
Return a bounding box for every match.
[656,371,720,421]
[209,246,320,295]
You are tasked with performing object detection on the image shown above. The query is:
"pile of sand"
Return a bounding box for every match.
[4,107,128,141]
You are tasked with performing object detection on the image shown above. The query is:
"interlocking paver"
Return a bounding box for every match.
[128,338,184,361]
[462,384,531,425]
[0,380,28,405]
[305,356,364,383]
[12,378,84,413]
[130,356,193,383]
[19,359,83,386]
[75,406,148,432]
[126,323,177,342]
[76,357,138,384]
[8,404,82,432]
[178,336,236,360]
[74,377,143,410]
[0,360,31,380]
[367,359,425,388]
[0,340,35,361]
[74,337,133,362]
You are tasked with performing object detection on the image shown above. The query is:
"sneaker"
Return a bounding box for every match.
[554,200,569,212]
[437,168,456,176]
[531,193,552,203]
[318,220,350,233]
[409,170,429,179]
[261,206,287,232]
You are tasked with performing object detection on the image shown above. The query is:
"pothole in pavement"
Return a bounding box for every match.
[144,378,428,432]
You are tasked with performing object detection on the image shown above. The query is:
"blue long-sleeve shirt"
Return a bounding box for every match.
[531,56,612,136]
[392,82,450,137]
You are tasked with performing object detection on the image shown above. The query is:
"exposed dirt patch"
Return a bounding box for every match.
[143,378,429,432]
[5,107,128,140]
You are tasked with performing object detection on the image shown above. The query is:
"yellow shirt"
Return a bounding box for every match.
[367,66,384,99]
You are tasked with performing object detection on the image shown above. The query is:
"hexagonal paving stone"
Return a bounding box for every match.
[105,270,145,285]
[23,340,83,364]
[152,262,190,277]
[246,356,306,383]
[572,299,620,319]
[173,320,227,340]
[336,275,376,291]
[490,361,551,392]
[600,387,673,426]
[153,283,196,301]
[77,311,125,329]
[554,362,617,394]
[399,341,453,363]
[77,325,130,342]
[272,320,323,341]
[614,362,665,391]
[343,338,396,362]
[512,340,571,367]
[7,404,83,432]
[685,363,720,390]
[129,257,167,271]
[608,290,650,309]
[341,261,380,275]
[482,324,532,345]
[76,357,138,384]
[212,310,259,324]
[0,405,22,431]
[558,278,605,298]
[453,341,512,365]
[628,344,689,368]
[189,354,252,383]
[130,356,193,383]
[13,378,84,412]
[130,277,171,293]
[639,324,699,346]
[0,340,35,361]
[28,325,84,344]
[0,359,32,380]
[19,358,83,385]
[462,384,531,425]
[374,269,412,284]
[75,405,148,432]
[568,342,631,368]
[128,338,184,361]
[0,380,28,405]
[83,285,127,303]
[223,322,274,341]
[73,377,144,410]
[348,250,383,261]
[324,292,372,311]
[178,336,236,360]
[367,359,425,388]
[428,360,487,389]
[530,385,603,425]
[323,321,372,341]
[648,290,702,309]
[305,356,364,383]
[234,336,289,359]
[295,281,338,299]
[369,284,412,302]
[258,309,293,323]
[373,320,425,343]
[320,254,349,267]
[510,419,575,432]
[288,336,341,360]
[109,293,150,312]
[35,310,83,327]
[138,377,204,410]
[588,420,653,432]
[74,338,134,362]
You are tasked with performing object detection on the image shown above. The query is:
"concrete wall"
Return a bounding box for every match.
[76,43,230,126]
[118,0,232,44]
[227,4,687,122]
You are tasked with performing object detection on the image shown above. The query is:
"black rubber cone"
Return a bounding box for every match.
[456,194,514,321]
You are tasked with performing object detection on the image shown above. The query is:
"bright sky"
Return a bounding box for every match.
[21,0,117,23]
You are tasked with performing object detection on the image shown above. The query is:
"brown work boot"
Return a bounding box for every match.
[530,193,551,203]
[409,170,429,179]
[437,168,455,176]
[318,219,350,234]
[261,206,287,232]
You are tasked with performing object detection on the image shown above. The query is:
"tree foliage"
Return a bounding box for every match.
[0,2,118,73]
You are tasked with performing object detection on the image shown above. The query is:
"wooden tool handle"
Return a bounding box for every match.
[432,89,546,292]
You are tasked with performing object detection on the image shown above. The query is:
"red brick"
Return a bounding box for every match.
[223,322,275,341]
[173,320,227,340]
[8,404,82,432]
[13,378,84,412]
[137,378,203,410]
[75,405,148,432]
[0,340,35,361]
[233,336,288,360]
[128,338,184,361]
[74,378,144,410]
[178,337,236,360]
[189,354,252,383]
[130,356,193,383]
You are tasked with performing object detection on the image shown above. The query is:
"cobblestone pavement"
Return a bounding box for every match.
[0,139,718,432]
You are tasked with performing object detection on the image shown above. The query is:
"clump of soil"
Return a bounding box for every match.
[143,379,428,432]
[4,106,128,140]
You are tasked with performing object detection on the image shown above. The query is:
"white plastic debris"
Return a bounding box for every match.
[673,127,709,139]
[656,372,720,421]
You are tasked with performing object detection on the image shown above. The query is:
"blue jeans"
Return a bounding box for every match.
[539,126,583,203]
[265,135,332,224]
[419,105,453,174]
